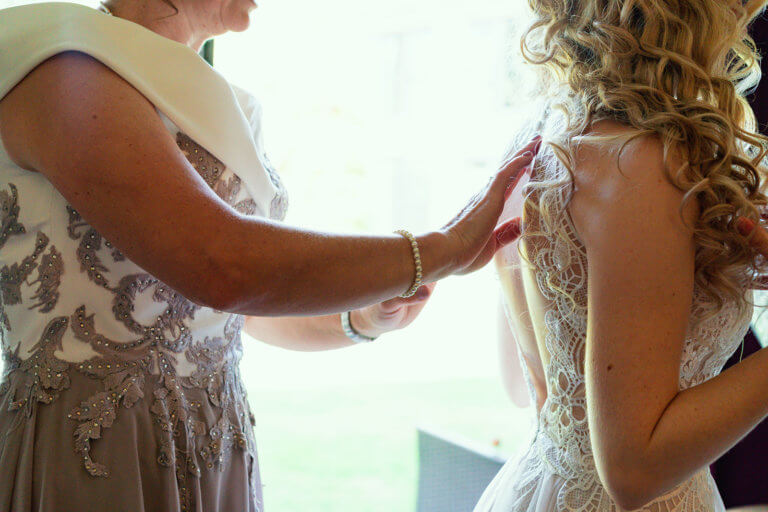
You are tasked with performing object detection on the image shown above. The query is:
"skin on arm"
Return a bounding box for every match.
[495,170,547,411]
[243,313,355,351]
[0,51,534,317]
[243,283,435,350]
[497,297,533,408]
[571,126,768,509]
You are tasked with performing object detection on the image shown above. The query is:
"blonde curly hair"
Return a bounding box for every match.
[521,0,768,317]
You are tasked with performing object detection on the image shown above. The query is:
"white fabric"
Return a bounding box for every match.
[0,1,279,215]
[477,115,751,512]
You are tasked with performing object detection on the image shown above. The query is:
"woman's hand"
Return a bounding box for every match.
[436,137,539,277]
[351,208,526,337]
[349,283,437,338]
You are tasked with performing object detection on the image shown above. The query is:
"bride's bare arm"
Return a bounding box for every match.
[0,51,533,317]
[497,299,533,408]
[571,132,768,510]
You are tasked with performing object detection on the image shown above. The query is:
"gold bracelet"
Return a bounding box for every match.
[394,229,423,298]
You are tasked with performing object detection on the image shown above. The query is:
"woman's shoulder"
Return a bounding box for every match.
[0,1,93,22]
[0,3,87,94]
[0,2,158,104]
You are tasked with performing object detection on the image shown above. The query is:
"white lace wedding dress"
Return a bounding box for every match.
[474,119,752,512]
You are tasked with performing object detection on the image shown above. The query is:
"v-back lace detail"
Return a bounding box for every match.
[494,120,752,511]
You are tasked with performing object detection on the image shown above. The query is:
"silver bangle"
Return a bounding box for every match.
[341,311,378,343]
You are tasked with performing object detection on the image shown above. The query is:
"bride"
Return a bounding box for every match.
[476,0,768,510]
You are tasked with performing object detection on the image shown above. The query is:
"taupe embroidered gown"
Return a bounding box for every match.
[0,3,288,511]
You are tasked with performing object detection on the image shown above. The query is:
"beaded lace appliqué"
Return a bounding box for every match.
[0,131,281,511]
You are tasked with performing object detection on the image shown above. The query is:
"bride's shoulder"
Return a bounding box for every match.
[567,119,697,242]
[572,120,667,178]
[570,120,684,195]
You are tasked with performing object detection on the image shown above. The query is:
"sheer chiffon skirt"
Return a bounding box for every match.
[0,370,263,512]
[474,451,564,511]
[473,437,726,512]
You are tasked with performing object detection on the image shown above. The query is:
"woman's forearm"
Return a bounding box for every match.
[625,345,768,505]
[209,218,450,317]
[0,48,536,322]
[243,314,355,351]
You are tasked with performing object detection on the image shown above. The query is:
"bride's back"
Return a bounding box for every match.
[477,0,768,509]
[491,118,753,508]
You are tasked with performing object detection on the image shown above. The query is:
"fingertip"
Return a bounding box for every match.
[378,299,402,313]
[413,286,431,300]
[496,233,518,248]
[494,219,522,247]
[737,217,756,236]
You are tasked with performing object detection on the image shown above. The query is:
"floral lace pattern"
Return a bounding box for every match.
[495,135,751,511]
[176,132,287,220]
[0,130,284,511]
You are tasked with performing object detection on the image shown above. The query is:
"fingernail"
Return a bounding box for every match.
[534,138,543,155]
[521,151,533,159]
[737,217,756,236]
[496,225,522,246]
[497,231,519,246]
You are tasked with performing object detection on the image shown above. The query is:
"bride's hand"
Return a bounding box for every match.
[737,217,768,289]
[349,283,437,338]
[436,137,539,278]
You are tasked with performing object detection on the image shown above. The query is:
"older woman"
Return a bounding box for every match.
[0,1,537,510]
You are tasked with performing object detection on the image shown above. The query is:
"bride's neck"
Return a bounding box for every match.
[102,0,208,51]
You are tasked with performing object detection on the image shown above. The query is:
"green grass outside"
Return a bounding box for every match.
[248,378,533,511]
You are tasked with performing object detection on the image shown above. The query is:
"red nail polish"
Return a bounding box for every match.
[737,217,756,236]
[497,224,521,246]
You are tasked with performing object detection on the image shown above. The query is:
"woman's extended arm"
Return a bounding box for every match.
[0,52,533,317]
[243,283,435,350]
[570,132,768,510]
[243,314,356,351]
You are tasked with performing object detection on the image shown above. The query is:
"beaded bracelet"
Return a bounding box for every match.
[394,229,423,298]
